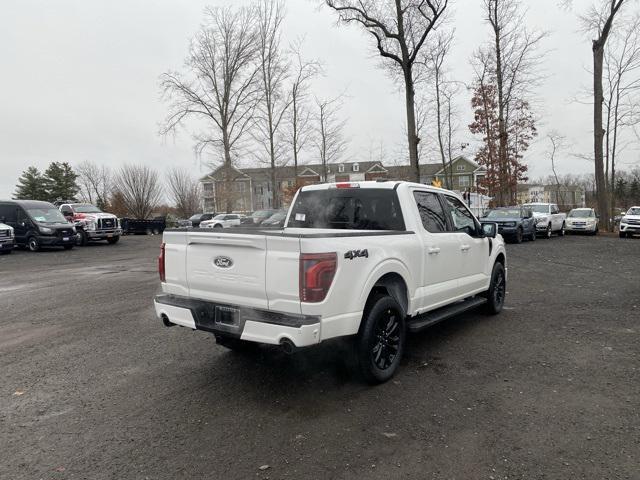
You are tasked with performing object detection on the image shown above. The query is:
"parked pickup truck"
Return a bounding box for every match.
[58,203,122,245]
[522,202,566,238]
[154,182,507,383]
[0,222,15,254]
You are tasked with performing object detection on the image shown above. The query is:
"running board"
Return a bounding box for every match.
[407,297,487,333]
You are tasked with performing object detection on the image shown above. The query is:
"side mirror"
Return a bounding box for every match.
[481,222,498,238]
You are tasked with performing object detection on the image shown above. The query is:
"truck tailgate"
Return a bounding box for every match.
[186,231,269,309]
[183,231,300,313]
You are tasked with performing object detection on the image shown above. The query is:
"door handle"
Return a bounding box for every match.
[428,247,441,255]
[460,244,470,252]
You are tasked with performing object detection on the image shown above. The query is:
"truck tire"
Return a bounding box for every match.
[28,236,40,252]
[484,262,506,315]
[545,224,552,239]
[77,230,88,246]
[559,222,566,236]
[107,236,120,244]
[356,294,406,384]
[515,227,523,244]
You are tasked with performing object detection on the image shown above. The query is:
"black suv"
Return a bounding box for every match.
[0,200,77,251]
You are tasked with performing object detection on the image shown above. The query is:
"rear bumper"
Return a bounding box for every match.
[153,294,321,347]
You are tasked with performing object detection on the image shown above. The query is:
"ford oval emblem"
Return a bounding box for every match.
[213,256,233,268]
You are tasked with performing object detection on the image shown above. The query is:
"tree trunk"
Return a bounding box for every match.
[292,94,299,180]
[404,66,420,183]
[435,69,449,189]
[593,41,610,230]
[610,84,620,222]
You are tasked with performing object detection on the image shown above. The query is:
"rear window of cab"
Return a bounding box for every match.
[288,188,405,231]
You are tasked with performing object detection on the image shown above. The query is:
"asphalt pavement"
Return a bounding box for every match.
[1,233,639,479]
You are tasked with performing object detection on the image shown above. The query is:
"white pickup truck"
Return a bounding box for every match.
[522,202,567,238]
[154,182,507,383]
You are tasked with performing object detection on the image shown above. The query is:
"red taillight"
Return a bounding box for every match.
[158,242,166,282]
[334,183,360,189]
[299,253,337,303]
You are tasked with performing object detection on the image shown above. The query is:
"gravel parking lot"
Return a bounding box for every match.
[1,234,639,479]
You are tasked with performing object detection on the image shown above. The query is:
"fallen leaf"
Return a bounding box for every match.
[259,465,270,471]
[13,390,25,396]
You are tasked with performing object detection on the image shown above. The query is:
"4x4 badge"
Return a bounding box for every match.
[344,249,368,260]
[213,256,233,268]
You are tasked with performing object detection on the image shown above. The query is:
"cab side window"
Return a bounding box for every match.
[443,195,477,236]
[551,205,559,214]
[413,191,448,233]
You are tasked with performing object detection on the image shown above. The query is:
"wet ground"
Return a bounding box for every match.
[1,233,639,479]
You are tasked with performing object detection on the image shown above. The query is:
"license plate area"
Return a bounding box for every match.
[214,306,240,332]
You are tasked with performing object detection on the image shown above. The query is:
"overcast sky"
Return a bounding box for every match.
[1,0,638,199]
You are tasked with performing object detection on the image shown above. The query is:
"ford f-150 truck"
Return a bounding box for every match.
[154,182,507,383]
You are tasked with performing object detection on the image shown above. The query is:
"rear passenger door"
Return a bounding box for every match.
[441,194,490,296]
[412,190,463,311]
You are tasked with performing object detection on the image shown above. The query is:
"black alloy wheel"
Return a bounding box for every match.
[484,262,506,315]
[356,295,406,384]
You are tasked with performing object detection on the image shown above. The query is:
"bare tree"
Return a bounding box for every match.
[314,95,348,180]
[115,164,163,219]
[565,0,628,229]
[76,161,112,210]
[288,37,322,181]
[160,5,261,212]
[324,0,449,183]
[419,29,456,188]
[253,0,293,209]
[480,0,545,205]
[547,132,567,207]
[603,13,640,218]
[166,167,201,218]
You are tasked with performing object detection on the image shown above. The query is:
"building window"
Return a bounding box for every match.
[457,165,465,171]
[353,163,359,172]
[459,176,470,187]
[338,164,345,173]
[203,182,213,193]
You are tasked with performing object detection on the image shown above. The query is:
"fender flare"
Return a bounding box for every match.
[357,259,415,316]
